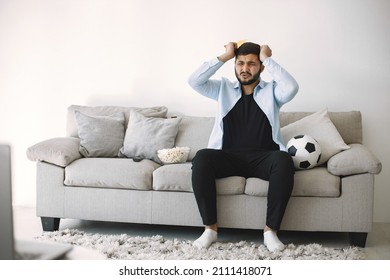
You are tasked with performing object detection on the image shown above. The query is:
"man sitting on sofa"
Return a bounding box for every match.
[188,41,299,252]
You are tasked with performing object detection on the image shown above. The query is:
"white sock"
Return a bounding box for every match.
[263,230,285,252]
[193,229,218,249]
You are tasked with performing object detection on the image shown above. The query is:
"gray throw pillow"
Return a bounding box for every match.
[120,110,181,164]
[75,111,125,158]
[66,105,168,137]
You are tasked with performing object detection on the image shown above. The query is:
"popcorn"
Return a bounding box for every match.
[157,147,190,164]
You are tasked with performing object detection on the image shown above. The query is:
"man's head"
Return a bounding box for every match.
[235,42,261,59]
[234,42,264,86]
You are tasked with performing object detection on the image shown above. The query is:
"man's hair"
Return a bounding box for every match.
[235,42,261,61]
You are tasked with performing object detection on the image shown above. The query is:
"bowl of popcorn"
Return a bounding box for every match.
[157,147,191,164]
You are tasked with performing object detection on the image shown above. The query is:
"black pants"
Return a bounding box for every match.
[191,148,295,230]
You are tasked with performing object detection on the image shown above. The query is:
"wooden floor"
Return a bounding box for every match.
[13,206,390,260]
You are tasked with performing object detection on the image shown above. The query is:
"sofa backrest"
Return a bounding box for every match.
[174,116,215,161]
[175,111,362,161]
[279,111,362,145]
[65,105,362,162]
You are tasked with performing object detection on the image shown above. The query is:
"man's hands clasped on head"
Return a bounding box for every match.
[219,41,273,64]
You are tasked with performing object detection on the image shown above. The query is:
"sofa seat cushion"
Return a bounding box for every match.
[152,163,246,195]
[64,158,160,190]
[244,167,340,197]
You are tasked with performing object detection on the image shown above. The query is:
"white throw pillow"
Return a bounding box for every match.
[120,110,181,164]
[281,108,350,164]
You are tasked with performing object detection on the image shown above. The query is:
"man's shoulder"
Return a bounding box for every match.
[220,77,239,88]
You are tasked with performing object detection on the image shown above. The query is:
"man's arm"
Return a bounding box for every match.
[218,42,237,62]
[260,45,299,106]
[188,42,237,100]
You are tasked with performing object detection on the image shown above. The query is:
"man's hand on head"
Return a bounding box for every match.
[218,42,237,63]
[260,45,272,62]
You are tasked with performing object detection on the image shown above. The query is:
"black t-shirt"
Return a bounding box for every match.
[222,93,279,151]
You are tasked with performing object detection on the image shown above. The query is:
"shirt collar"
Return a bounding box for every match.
[233,79,265,90]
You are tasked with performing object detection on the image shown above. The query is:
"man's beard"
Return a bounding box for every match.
[235,69,261,86]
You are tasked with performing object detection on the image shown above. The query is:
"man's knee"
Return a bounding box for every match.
[271,151,295,174]
[192,149,215,170]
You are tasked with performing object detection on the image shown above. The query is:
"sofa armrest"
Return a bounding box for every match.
[327,143,382,176]
[27,137,82,167]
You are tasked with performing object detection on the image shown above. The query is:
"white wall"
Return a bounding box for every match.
[1,0,389,222]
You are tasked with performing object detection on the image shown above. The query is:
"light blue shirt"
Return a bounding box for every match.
[188,57,299,151]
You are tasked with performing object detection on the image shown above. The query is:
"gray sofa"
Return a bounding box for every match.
[27,105,382,247]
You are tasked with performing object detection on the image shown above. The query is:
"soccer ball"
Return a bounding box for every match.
[287,135,321,169]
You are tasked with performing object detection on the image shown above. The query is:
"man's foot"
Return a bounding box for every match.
[263,230,285,252]
[193,228,218,249]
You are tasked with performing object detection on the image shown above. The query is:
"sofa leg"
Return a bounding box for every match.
[348,232,368,247]
[41,217,60,231]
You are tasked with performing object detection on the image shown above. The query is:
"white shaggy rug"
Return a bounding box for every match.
[36,229,365,260]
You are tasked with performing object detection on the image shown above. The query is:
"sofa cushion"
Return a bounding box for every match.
[174,116,214,161]
[66,105,168,137]
[281,108,350,164]
[152,163,192,192]
[64,158,160,190]
[152,163,246,195]
[119,110,182,164]
[75,111,125,158]
[244,167,340,197]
